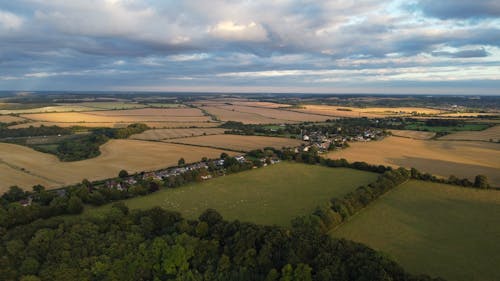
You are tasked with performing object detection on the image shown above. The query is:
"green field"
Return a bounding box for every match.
[331,180,500,281]
[404,123,489,132]
[86,162,377,226]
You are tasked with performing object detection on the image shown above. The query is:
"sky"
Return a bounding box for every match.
[0,0,499,94]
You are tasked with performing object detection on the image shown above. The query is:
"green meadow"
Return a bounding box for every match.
[332,180,500,281]
[86,162,377,226]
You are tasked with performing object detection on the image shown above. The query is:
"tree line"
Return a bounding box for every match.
[0,206,444,281]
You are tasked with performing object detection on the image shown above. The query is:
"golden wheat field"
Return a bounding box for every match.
[0,115,26,123]
[131,128,227,140]
[229,101,290,108]
[9,121,219,129]
[438,126,500,142]
[0,140,234,192]
[290,105,443,118]
[328,136,500,186]
[86,108,204,116]
[389,130,436,140]
[201,106,291,124]
[216,105,329,122]
[21,110,211,123]
[164,134,304,151]
[0,105,96,115]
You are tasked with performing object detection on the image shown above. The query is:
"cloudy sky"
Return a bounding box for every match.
[0,0,499,94]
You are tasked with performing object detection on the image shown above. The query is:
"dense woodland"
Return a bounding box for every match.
[0,205,445,281]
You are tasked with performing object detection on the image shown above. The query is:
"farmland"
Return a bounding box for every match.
[0,115,26,123]
[389,130,436,139]
[201,106,291,124]
[438,125,500,142]
[288,105,444,118]
[215,104,329,122]
[332,180,500,281]
[130,128,227,140]
[9,121,219,129]
[164,134,303,151]
[86,162,378,226]
[327,136,500,186]
[0,140,233,192]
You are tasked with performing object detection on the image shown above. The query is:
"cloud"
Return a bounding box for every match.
[0,10,23,30]
[432,48,490,58]
[209,21,268,42]
[416,0,500,19]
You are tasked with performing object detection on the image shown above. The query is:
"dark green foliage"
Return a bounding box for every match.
[474,175,489,189]
[118,169,129,178]
[0,207,442,281]
[0,125,71,138]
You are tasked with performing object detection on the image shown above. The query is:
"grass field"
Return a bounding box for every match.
[0,140,233,192]
[86,162,378,226]
[438,125,500,142]
[327,136,500,187]
[289,105,444,118]
[332,180,500,281]
[164,134,303,151]
[404,123,489,132]
[389,130,436,140]
[130,128,227,140]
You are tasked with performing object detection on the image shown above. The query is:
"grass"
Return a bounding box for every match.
[404,123,489,132]
[85,162,378,226]
[331,180,500,281]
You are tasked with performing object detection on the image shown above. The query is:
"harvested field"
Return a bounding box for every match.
[0,163,57,191]
[290,105,443,118]
[21,111,211,123]
[216,105,329,122]
[229,101,290,108]
[131,128,227,140]
[0,105,95,114]
[0,115,26,123]
[164,134,303,151]
[332,180,500,281]
[389,130,436,140]
[9,121,219,129]
[201,106,290,124]
[0,140,233,192]
[87,163,378,226]
[87,108,204,117]
[439,125,500,142]
[327,136,500,186]
[438,112,499,118]
[76,102,147,110]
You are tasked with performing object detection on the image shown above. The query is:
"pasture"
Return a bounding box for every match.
[0,140,233,192]
[332,180,500,281]
[86,162,378,226]
[130,128,227,140]
[438,125,500,142]
[327,136,500,186]
[164,134,303,151]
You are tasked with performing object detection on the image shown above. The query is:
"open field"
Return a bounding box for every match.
[201,106,291,124]
[216,105,329,122]
[332,180,500,281]
[9,121,219,129]
[86,162,378,226]
[0,115,26,123]
[131,128,227,140]
[289,105,444,118]
[86,108,204,116]
[76,102,147,110]
[327,136,500,186]
[404,123,489,132]
[20,109,211,123]
[437,112,499,118]
[389,130,436,140]
[229,101,290,108]
[0,140,233,192]
[164,134,303,151]
[438,125,500,142]
[0,104,97,114]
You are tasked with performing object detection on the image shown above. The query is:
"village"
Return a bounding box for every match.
[299,127,385,153]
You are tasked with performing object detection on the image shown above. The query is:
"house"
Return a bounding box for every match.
[235,155,245,163]
[303,135,310,141]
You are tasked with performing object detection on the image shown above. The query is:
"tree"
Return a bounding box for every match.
[474,175,489,189]
[178,158,186,166]
[20,257,39,276]
[199,208,223,226]
[67,196,83,214]
[2,186,25,202]
[118,169,129,178]
[220,152,229,159]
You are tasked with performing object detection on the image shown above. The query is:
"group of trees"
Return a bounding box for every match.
[409,168,490,189]
[0,207,443,281]
[293,168,411,233]
[0,125,71,138]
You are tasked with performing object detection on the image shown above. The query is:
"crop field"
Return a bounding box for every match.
[130,128,227,140]
[403,123,489,132]
[438,112,499,118]
[0,104,96,115]
[229,101,290,108]
[86,162,378,226]
[200,106,291,124]
[87,108,205,116]
[0,115,26,123]
[216,105,329,122]
[76,102,147,110]
[332,180,500,281]
[20,109,211,124]
[389,130,436,140]
[0,140,233,192]
[9,121,219,129]
[327,136,500,186]
[164,134,303,151]
[289,105,444,118]
[438,125,500,142]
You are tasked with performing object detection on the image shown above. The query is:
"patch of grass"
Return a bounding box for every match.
[404,123,489,132]
[331,180,500,281]
[85,162,378,226]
